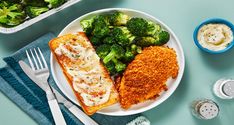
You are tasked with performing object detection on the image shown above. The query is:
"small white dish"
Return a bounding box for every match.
[50,8,185,116]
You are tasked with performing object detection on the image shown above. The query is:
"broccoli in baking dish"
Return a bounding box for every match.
[0,0,67,27]
[0,1,26,26]
[25,6,49,18]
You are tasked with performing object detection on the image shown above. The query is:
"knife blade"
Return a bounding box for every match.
[19,60,99,125]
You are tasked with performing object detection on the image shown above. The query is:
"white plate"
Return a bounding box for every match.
[50,8,185,116]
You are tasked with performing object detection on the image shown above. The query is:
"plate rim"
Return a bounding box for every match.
[50,8,185,116]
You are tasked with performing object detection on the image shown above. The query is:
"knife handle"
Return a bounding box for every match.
[68,105,99,125]
[48,98,67,125]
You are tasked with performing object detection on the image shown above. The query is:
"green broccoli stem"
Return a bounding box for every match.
[103,52,115,64]
[112,58,126,73]
[104,61,116,75]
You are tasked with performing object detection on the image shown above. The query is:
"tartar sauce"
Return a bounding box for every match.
[197,24,233,51]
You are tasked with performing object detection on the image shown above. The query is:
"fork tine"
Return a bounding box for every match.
[34,48,43,69]
[30,49,39,70]
[38,47,48,68]
[26,50,35,70]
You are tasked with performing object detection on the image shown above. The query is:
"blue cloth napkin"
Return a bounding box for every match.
[0,33,141,125]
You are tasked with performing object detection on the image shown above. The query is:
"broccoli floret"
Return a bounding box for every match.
[0,2,26,26]
[156,31,170,45]
[146,21,161,36]
[92,25,109,38]
[104,61,116,75]
[92,15,110,38]
[101,14,111,25]
[80,17,95,35]
[112,27,135,46]
[110,11,130,26]
[22,0,47,7]
[81,14,110,36]
[25,6,49,18]
[89,36,101,46]
[131,44,142,54]
[135,31,170,47]
[135,36,157,47]
[112,58,126,73]
[96,44,111,59]
[126,17,148,36]
[103,37,115,44]
[122,47,135,62]
[93,25,109,38]
[103,44,125,64]
[93,15,109,26]
[44,0,65,8]
[127,17,162,37]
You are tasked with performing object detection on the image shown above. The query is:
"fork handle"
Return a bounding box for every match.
[47,97,67,125]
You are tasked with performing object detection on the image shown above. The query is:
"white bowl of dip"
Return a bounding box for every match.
[193,18,234,54]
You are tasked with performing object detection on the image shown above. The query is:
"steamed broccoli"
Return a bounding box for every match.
[81,12,171,75]
[157,31,170,44]
[103,37,116,44]
[101,14,111,25]
[103,44,125,64]
[44,0,65,8]
[130,44,142,54]
[22,0,48,7]
[25,6,49,18]
[126,17,161,37]
[0,2,26,26]
[97,44,125,74]
[96,44,111,59]
[126,17,148,36]
[110,11,129,26]
[111,27,135,46]
[135,36,157,47]
[122,47,135,62]
[146,21,161,36]
[92,24,109,38]
[112,58,126,73]
[135,31,170,47]
[80,16,95,35]
[89,36,101,45]
[104,61,116,75]
[92,15,110,38]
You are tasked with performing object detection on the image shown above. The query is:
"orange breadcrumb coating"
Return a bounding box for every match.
[118,46,179,109]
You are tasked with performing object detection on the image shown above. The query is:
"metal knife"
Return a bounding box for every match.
[19,60,99,125]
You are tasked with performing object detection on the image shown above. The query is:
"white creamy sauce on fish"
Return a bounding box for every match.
[55,38,112,106]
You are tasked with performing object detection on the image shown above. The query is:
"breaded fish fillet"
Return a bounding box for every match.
[119,46,179,109]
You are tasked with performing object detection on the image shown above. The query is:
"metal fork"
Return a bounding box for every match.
[26,47,67,125]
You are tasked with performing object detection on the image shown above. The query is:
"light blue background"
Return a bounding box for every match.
[0,0,234,124]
